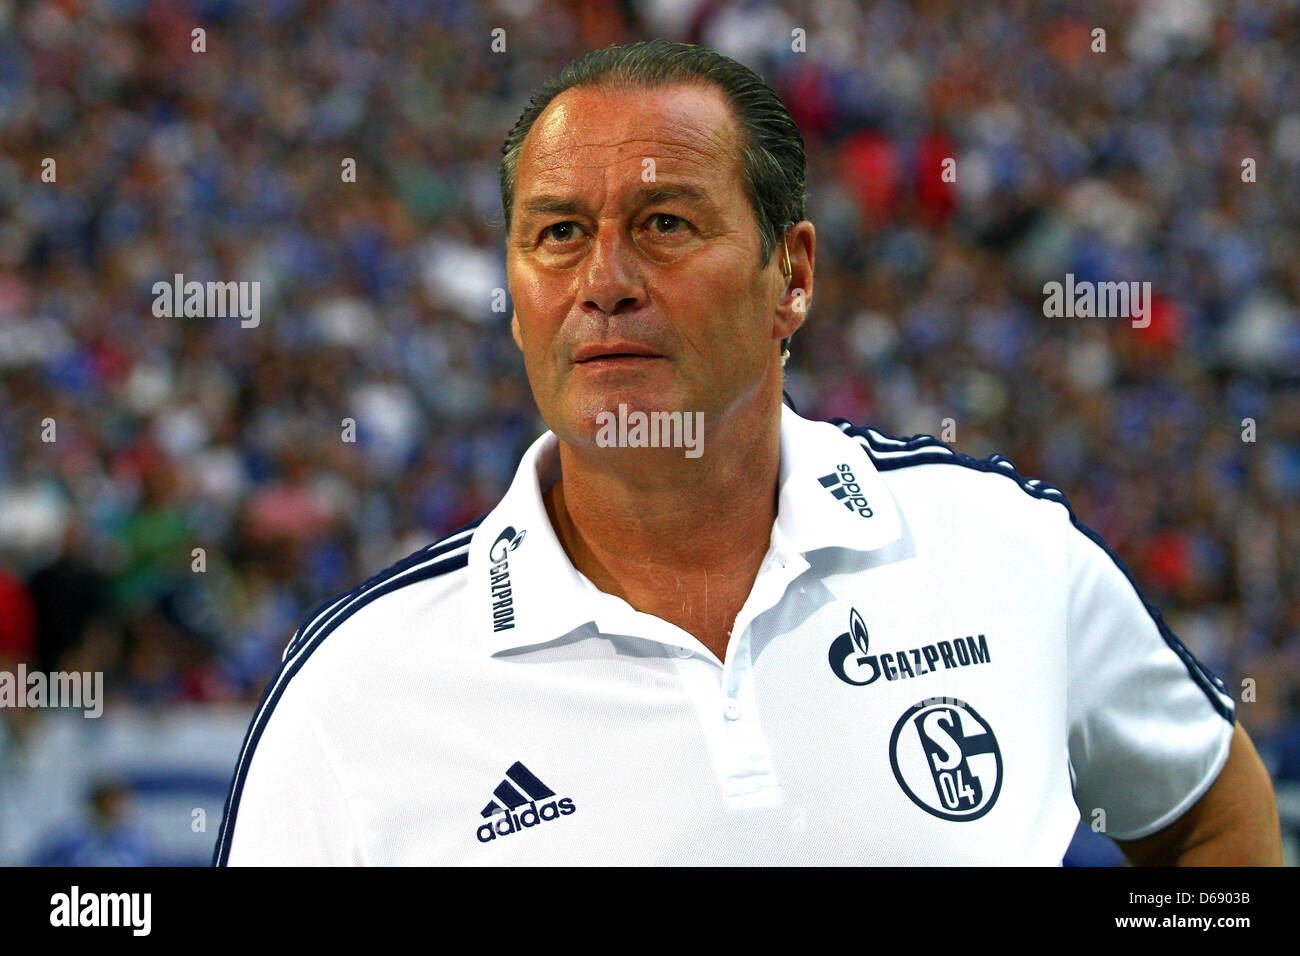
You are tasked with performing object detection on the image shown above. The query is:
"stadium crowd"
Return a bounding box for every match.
[1,0,1298,860]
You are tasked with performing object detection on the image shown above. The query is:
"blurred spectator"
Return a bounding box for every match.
[29,779,155,867]
[24,521,111,674]
[0,564,36,666]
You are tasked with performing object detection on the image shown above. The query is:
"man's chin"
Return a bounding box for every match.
[554,394,709,460]
[569,387,690,426]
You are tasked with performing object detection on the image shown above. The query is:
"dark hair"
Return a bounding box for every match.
[499,39,807,271]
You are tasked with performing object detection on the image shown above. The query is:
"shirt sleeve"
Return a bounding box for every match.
[1064,514,1236,841]
[220,678,364,866]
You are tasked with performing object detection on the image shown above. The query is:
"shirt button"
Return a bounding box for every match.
[672,645,692,659]
[723,699,742,720]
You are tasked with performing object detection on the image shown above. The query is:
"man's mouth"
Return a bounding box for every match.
[573,343,664,365]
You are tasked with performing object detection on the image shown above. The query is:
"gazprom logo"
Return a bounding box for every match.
[829,609,880,685]
[488,526,526,632]
[829,608,992,686]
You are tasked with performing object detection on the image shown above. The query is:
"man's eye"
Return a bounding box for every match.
[648,213,687,234]
[541,222,582,244]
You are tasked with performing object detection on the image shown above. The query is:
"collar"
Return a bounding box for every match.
[469,404,902,654]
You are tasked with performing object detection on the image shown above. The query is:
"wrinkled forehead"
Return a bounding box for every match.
[516,83,746,204]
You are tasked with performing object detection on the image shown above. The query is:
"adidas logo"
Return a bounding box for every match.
[818,463,874,517]
[476,761,576,843]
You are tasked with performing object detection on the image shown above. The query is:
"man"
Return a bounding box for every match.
[216,40,1281,865]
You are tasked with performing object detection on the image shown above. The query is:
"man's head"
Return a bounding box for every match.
[500,40,814,456]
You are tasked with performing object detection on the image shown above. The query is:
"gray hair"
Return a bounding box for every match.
[499,38,807,271]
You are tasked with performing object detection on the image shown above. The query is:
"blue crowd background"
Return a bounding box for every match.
[0,0,1297,865]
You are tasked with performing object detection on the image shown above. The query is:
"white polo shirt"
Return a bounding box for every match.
[215,405,1235,865]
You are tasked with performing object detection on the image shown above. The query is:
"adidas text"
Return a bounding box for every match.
[477,798,576,842]
[819,463,873,517]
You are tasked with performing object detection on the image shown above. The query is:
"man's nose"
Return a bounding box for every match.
[579,225,644,317]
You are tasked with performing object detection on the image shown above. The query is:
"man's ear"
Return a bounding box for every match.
[775,221,815,342]
[511,310,522,351]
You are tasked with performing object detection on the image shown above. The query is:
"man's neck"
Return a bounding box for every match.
[543,402,783,662]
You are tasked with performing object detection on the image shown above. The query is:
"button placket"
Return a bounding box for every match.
[717,621,781,804]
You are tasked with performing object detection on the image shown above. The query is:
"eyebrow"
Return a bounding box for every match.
[517,184,718,220]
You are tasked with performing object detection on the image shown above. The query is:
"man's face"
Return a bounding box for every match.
[506,83,792,451]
